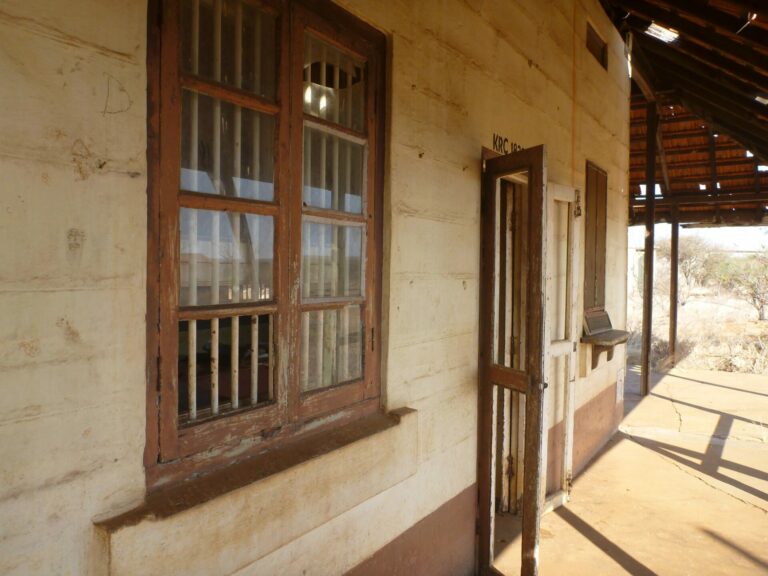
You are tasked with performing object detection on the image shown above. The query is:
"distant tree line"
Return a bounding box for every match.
[655,236,768,321]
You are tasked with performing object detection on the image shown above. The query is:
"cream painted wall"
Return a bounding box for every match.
[0,1,148,573]
[0,0,629,574]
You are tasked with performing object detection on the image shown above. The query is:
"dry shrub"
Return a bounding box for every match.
[674,332,768,375]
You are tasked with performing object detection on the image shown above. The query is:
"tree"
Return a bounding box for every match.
[717,251,768,321]
[655,235,713,305]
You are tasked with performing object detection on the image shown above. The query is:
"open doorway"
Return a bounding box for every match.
[480,159,582,574]
[478,146,549,576]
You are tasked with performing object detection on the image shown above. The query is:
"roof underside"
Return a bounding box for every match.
[600,0,768,227]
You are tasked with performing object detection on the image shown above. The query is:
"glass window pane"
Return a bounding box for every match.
[303,126,365,213]
[301,221,363,299]
[181,0,277,100]
[181,90,275,200]
[301,305,363,393]
[303,34,366,132]
[178,314,274,423]
[180,209,274,306]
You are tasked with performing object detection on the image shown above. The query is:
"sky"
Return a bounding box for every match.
[627,225,768,252]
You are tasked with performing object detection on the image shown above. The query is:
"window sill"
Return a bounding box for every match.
[98,407,414,533]
[94,407,418,574]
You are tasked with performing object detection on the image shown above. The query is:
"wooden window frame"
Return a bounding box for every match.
[584,161,607,311]
[145,0,386,488]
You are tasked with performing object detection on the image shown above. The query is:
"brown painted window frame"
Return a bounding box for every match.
[584,161,607,311]
[145,0,385,487]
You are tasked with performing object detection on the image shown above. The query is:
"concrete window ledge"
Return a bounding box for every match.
[94,408,417,576]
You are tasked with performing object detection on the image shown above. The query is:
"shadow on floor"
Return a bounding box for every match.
[701,528,768,571]
[625,368,766,500]
[624,430,768,502]
[554,507,658,576]
[662,373,768,399]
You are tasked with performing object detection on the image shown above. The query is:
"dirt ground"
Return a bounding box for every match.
[626,289,768,375]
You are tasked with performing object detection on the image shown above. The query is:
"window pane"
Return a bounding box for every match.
[303,35,366,132]
[301,305,363,392]
[181,90,275,200]
[178,314,274,423]
[181,209,274,306]
[181,0,277,100]
[303,126,365,213]
[301,221,363,299]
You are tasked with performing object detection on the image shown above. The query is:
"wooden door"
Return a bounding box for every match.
[478,146,547,576]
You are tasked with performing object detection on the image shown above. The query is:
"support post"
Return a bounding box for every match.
[641,103,657,396]
[668,207,679,366]
[709,127,720,222]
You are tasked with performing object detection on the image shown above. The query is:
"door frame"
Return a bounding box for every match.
[541,183,581,512]
[478,145,547,576]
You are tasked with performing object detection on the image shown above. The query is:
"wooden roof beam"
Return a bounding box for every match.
[636,30,768,95]
[630,156,755,171]
[717,1,765,18]
[630,172,768,186]
[676,90,768,161]
[629,206,767,226]
[630,128,710,143]
[631,191,768,207]
[636,34,768,104]
[643,45,768,123]
[612,0,768,74]
[645,0,768,51]
[630,33,672,194]
[630,143,743,156]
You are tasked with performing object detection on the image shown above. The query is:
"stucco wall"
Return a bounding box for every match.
[0,1,148,573]
[0,0,629,574]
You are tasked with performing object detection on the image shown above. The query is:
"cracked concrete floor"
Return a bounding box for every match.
[494,367,768,575]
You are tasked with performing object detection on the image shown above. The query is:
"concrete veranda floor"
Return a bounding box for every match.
[494,366,768,575]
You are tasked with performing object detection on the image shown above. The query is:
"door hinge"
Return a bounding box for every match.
[371,327,375,351]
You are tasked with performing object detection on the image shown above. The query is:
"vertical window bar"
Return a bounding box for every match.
[186,0,201,422]
[331,50,341,383]
[268,314,275,399]
[301,74,312,389]
[251,6,262,200]
[341,124,353,380]
[251,314,259,404]
[254,9,262,97]
[317,44,328,384]
[211,317,220,414]
[188,320,197,420]
[301,312,309,390]
[230,3,243,409]
[315,233,324,381]
[209,0,222,416]
[333,49,341,124]
[231,315,239,408]
[250,11,262,298]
